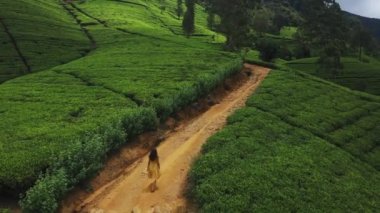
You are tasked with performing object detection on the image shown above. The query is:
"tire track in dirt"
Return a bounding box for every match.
[73,64,270,213]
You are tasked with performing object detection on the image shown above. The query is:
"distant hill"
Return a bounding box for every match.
[344,11,380,41]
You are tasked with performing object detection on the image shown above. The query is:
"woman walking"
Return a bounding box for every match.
[147,148,160,192]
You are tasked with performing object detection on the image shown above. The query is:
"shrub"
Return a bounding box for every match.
[20,169,69,213]
[256,38,279,62]
[20,135,107,212]
[121,108,158,140]
[20,108,158,213]
[52,136,107,183]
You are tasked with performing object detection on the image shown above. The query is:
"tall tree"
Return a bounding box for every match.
[251,8,273,36]
[176,0,184,19]
[352,26,373,61]
[299,0,347,73]
[203,0,260,50]
[182,0,195,37]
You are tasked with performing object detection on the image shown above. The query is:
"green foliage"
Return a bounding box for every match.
[0,0,90,82]
[279,26,297,39]
[20,126,125,213]
[318,43,343,74]
[287,57,380,95]
[159,0,167,13]
[246,70,380,169]
[351,25,375,61]
[52,135,108,182]
[176,0,183,19]
[299,0,347,46]
[256,38,280,62]
[203,0,260,49]
[298,0,347,73]
[251,8,273,35]
[0,70,139,193]
[190,69,380,212]
[254,1,302,34]
[121,108,158,140]
[20,169,69,213]
[0,0,241,210]
[243,50,279,69]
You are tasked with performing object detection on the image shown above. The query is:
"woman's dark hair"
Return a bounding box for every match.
[149,148,158,161]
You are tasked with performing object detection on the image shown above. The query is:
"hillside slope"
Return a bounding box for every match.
[0,0,240,211]
[0,0,91,83]
[287,57,380,96]
[345,11,380,41]
[190,68,380,211]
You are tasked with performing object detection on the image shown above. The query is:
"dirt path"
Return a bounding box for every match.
[77,64,270,213]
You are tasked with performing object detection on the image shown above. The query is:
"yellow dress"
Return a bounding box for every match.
[148,159,160,179]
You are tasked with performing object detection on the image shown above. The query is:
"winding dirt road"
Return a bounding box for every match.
[77,64,270,213]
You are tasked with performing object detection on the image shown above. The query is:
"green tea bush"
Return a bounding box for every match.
[20,169,69,213]
[1,0,242,209]
[287,57,380,95]
[151,59,242,120]
[0,0,90,81]
[190,69,380,211]
[120,108,158,141]
[19,121,116,211]
[191,106,380,212]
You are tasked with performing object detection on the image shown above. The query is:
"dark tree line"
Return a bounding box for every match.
[299,0,347,72]
[348,19,377,61]
[201,0,378,73]
[179,0,378,72]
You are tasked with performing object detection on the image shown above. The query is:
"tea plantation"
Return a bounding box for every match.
[190,69,380,211]
[0,0,91,82]
[287,57,380,95]
[1,0,380,212]
[0,0,241,211]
